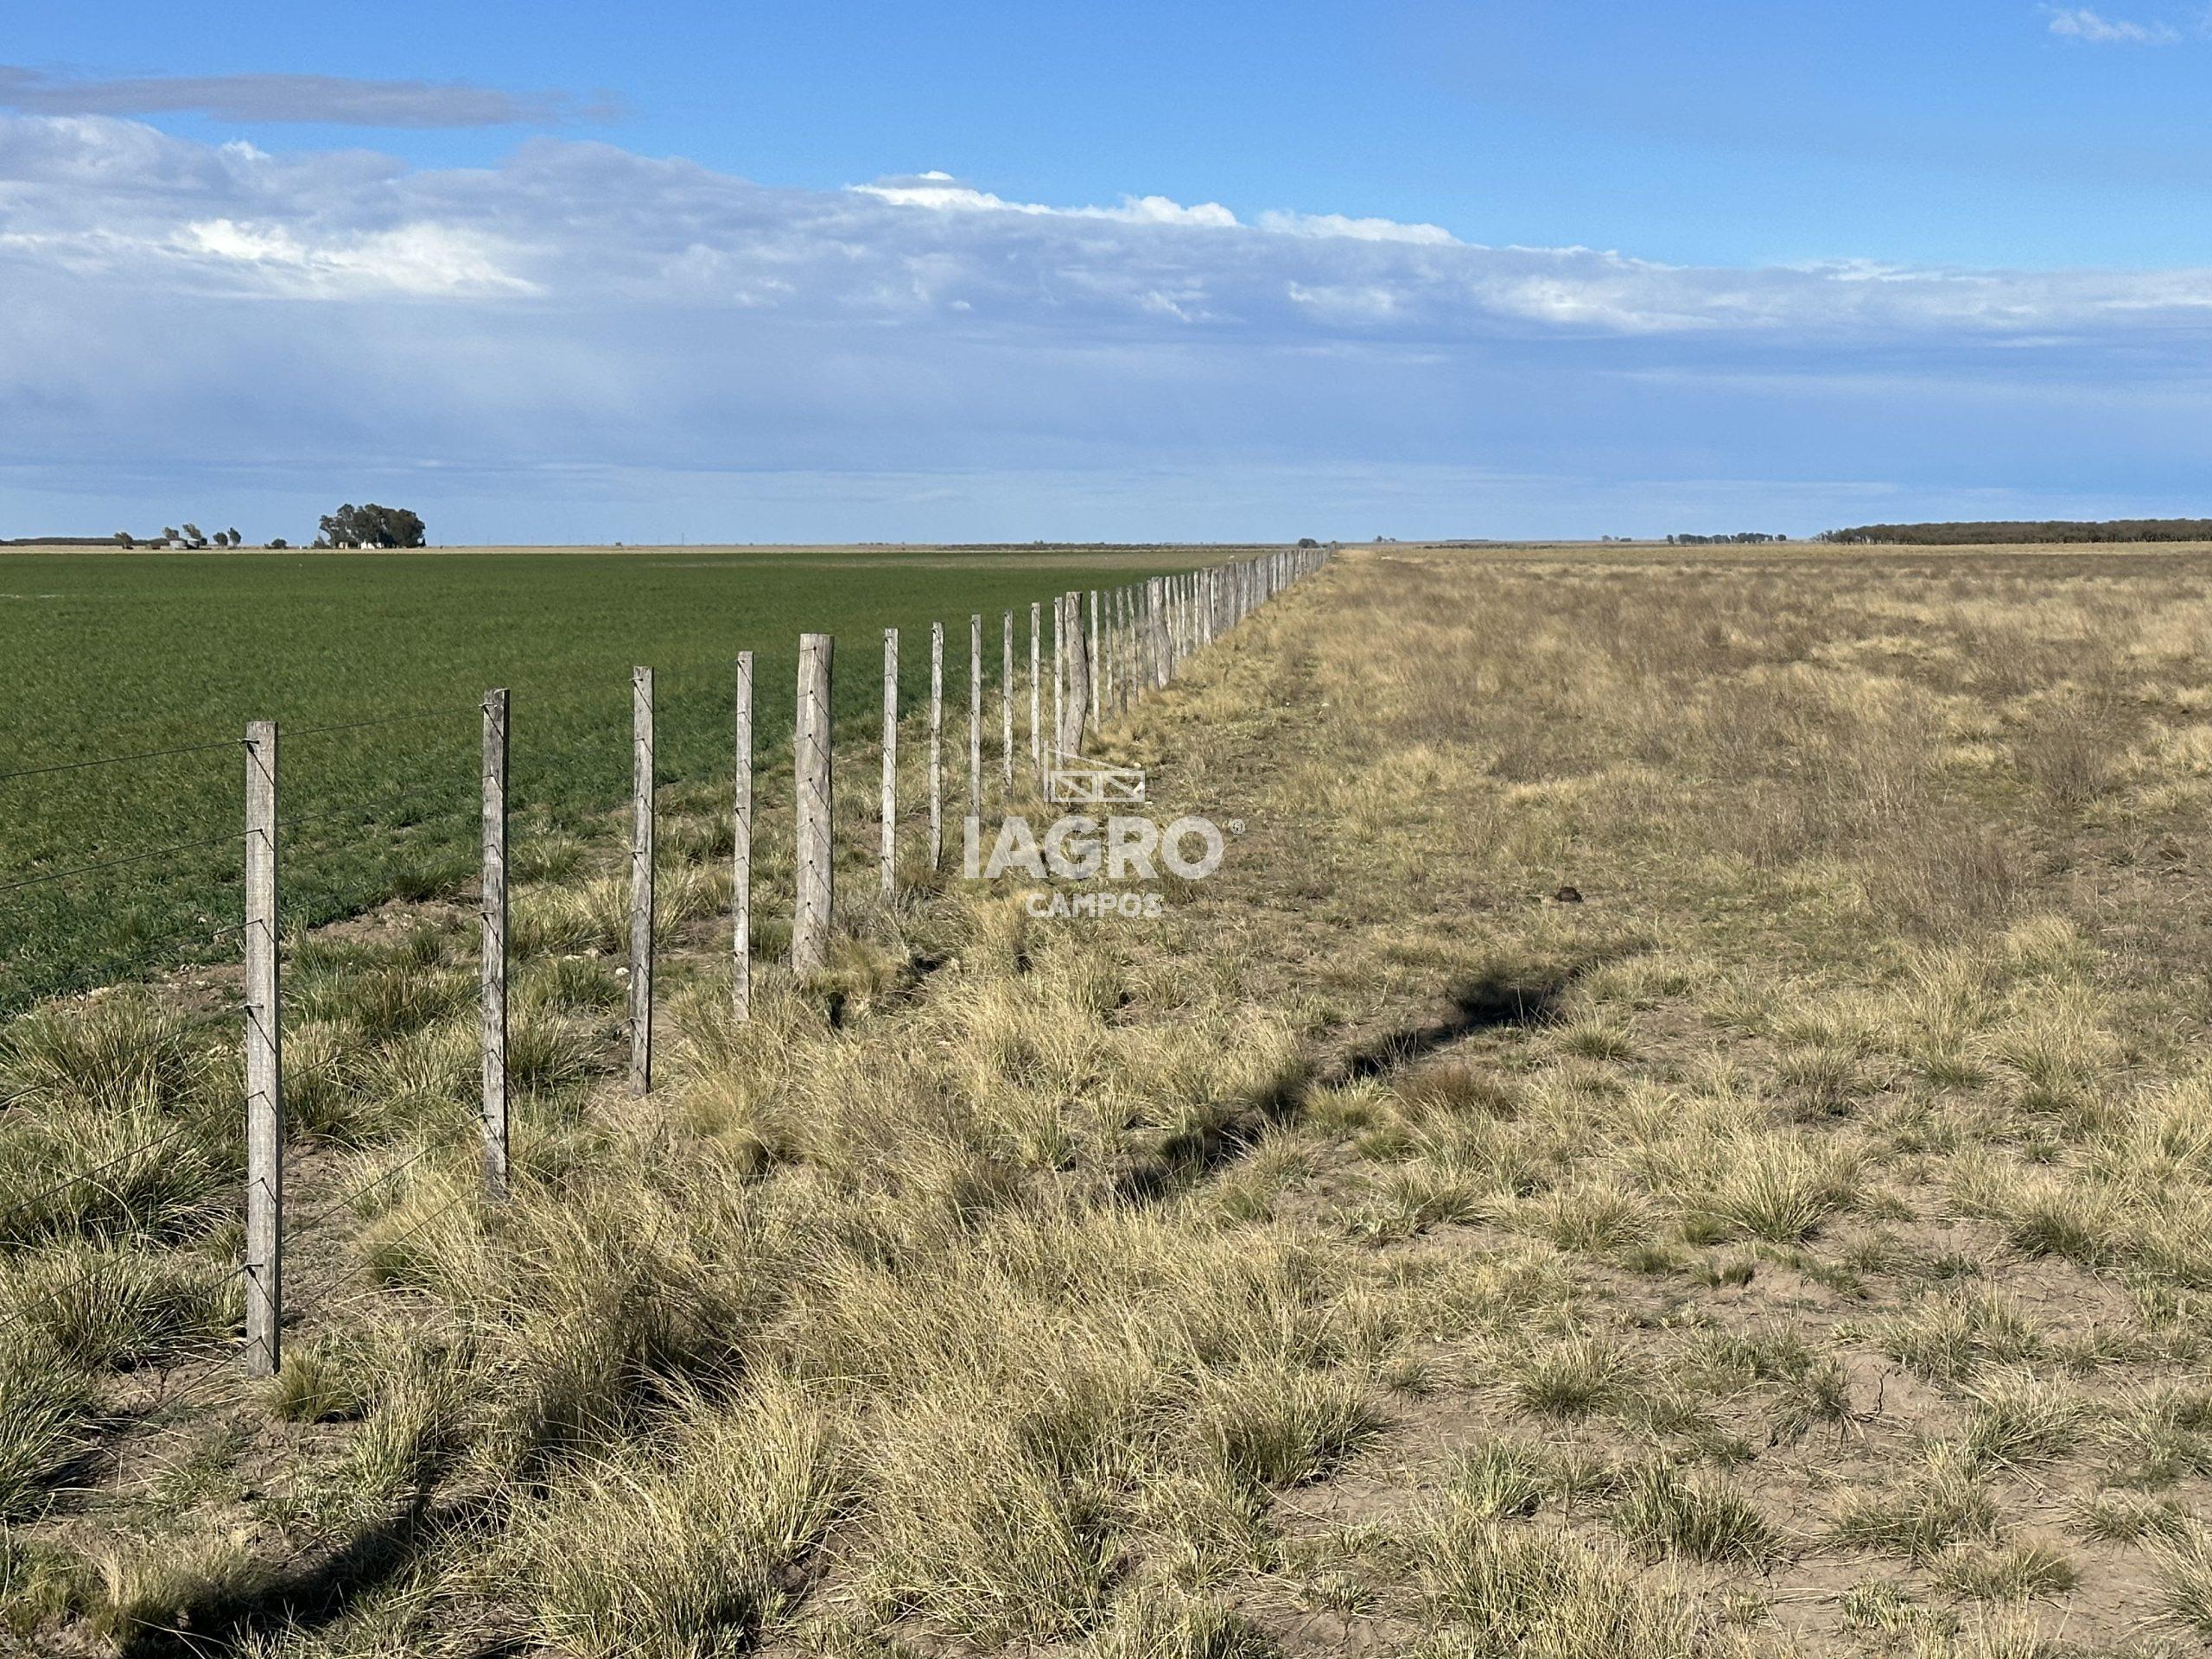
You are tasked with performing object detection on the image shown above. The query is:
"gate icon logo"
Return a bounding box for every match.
[1045,752,1146,805]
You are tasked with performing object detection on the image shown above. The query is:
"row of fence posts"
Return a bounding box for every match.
[236,543,1330,1373]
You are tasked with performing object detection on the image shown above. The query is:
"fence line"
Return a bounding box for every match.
[0,543,1332,1389]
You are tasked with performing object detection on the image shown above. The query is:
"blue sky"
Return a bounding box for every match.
[4,1,2212,542]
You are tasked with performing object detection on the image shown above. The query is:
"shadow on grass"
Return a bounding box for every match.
[1331,968,1580,1084]
[1116,964,1589,1205]
[116,1496,511,1659]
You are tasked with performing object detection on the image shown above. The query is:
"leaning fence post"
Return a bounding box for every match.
[793,632,835,973]
[880,628,897,895]
[929,621,944,869]
[480,690,508,1199]
[734,652,753,1018]
[629,667,654,1094]
[1001,611,1014,789]
[243,719,281,1377]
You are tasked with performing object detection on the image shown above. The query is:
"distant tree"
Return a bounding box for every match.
[317,503,428,549]
[268,538,289,549]
[113,531,134,549]
[180,523,206,548]
[162,526,179,544]
[223,527,240,547]
[1296,537,1320,548]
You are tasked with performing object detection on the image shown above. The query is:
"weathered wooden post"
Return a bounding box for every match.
[480,689,508,1199]
[1088,589,1102,733]
[734,652,753,1017]
[929,621,944,869]
[1028,601,1042,787]
[629,667,654,1094]
[1118,586,1132,710]
[968,613,982,823]
[1058,588,1089,759]
[1152,577,1171,690]
[1001,611,1014,789]
[880,628,897,895]
[793,632,835,973]
[243,719,281,1377]
[1050,595,1063,777]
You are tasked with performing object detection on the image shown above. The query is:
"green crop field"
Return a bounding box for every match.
[0,544,1216,1010]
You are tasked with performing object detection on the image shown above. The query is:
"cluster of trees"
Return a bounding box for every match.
[1817,518,2212,546]
[315,503,427,549]
[115,525,249,549]
[1668,532,1789,545]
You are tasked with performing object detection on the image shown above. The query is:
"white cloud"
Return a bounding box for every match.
[8,115,2212,540]
[176,217,541,297]
[849,175,1238,226]
[2044,7,2182,43]
[1257,209,1458,245]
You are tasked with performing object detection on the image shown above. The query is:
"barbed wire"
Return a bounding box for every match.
[289,1192,471,1314]
[0,737,240,788]
[282,1144,441,1243]
[0,1119,203,1240]
[0,1240,241,1347]
[0,831,241,898]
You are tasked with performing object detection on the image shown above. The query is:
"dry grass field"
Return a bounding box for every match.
[10,540,2212,1656]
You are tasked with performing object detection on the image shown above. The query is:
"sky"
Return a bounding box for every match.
[5,0,2212,543]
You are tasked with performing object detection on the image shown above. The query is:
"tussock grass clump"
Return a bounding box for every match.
[1414,1519,1698,1658]
[267,1339,378,1424]
[500,1382,842,1658]
[1610,1462,1774,1563]
[1503,1332,1643,1420]
[1200,1363,1380,1491]
[0,1242,236,1368]
[1958,1367,2087,1470]
[0,994,204,1111]
[0,1347,92,1521]
[1694,1135,1859,1243]
[1931,1542,2076,1602]
[88,1535,263,1646]
[2150,1526,2212,1638]
[0,1100,223,1243]
[1088,1586,1279,1659]
[1867,1288,2044,1382]
[1831,1449,1999,1561]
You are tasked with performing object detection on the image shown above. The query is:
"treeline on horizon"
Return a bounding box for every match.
[1817,518,2212,545]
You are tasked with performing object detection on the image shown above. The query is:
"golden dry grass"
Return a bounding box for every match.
[10,542,2212,1655]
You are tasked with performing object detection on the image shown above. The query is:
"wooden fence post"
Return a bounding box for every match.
[929,621,944,869]
[1153,577,1171,690]
[480,689,508,1200]
[968,613,982,826]
[793,633,835,974]
[1088,589,1102,733]
[1050,595,1063,779]
[1001,611,1014,788]
[734,652,753,1018]
[1029,601,1042,787]
[629,667,655,1093]
[1118,586,1132,711]
[880,629,897,895]
[1059,589,1089,758]
[243,719,281,1378]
